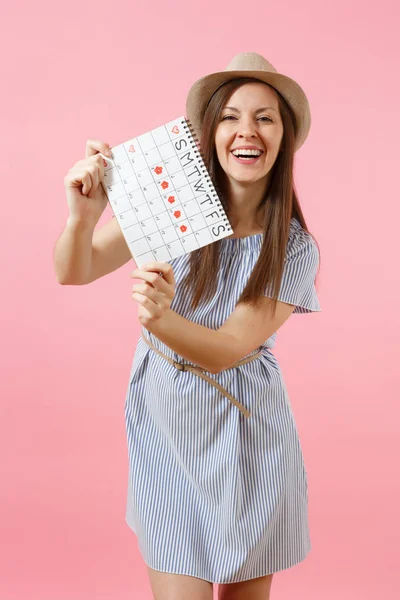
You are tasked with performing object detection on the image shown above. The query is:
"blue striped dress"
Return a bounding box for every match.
[124,216,321,583]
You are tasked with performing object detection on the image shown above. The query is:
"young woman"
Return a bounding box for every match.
[57,52,321,600]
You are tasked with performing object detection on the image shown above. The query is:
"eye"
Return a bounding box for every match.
[221,115,273,122]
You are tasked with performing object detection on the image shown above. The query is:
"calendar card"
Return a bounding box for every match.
[100,116,233,267]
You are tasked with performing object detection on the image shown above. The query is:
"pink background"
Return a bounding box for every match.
[1,0,399,598]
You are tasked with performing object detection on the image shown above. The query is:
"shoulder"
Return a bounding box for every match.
[287,217,319,263]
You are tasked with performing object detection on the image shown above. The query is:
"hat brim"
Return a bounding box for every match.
[185,69,311,152]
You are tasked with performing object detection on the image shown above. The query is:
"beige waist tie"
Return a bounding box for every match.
[141,334,263,419]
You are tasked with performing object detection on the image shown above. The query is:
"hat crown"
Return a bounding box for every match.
[225,52,277,75]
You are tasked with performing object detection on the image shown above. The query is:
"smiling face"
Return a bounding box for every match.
[214,81,284,187]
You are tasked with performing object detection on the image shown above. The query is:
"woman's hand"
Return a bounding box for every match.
[131,262,176,328]
[64,139,112,228]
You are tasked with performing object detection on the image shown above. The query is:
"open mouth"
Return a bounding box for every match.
[230,149,264,164]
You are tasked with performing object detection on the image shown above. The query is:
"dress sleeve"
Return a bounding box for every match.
[264,226,321,314]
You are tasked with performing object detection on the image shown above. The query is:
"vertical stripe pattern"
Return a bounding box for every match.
[124,217,321,583]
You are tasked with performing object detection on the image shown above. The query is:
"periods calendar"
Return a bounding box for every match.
[100,116,233,267]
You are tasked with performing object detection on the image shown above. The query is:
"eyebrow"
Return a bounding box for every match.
[222,106,278,113]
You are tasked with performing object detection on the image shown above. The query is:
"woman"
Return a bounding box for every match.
[58,52,321,600]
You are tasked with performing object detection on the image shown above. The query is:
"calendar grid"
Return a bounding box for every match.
[101,116,233,266]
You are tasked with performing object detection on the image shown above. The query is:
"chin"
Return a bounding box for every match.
[228,170,269,185]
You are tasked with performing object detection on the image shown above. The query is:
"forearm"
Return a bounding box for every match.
[146,309,238,374]
[54,217,95,285]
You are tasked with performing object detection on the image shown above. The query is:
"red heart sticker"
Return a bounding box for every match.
[171,126,179,134]
[180,225,187,232]
[173,211,181,218]
[128,145,135,152]
[168,196,175,204]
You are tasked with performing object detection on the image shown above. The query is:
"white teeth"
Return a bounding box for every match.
[232,149,262,157]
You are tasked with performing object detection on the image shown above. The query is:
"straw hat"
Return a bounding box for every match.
[186,52,311,152]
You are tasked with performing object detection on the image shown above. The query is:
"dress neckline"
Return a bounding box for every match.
[227,233,263,239]
[224,233,264,241]
[222,218,300,242]
[218,233,264,253]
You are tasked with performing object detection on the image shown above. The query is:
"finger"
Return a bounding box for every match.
[133,283,158,299]
[132,293,153,319]
[64,167,88,188]
[87,165,100,198]
[81,171,93,196]
[86,139,112,159]
[142,262,175,285]
[132,291,157,311]
[132,270,171,294]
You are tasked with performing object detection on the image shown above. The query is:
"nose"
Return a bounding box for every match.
[236,116,258,139]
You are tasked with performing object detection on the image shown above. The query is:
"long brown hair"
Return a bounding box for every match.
[180,77,321,317]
